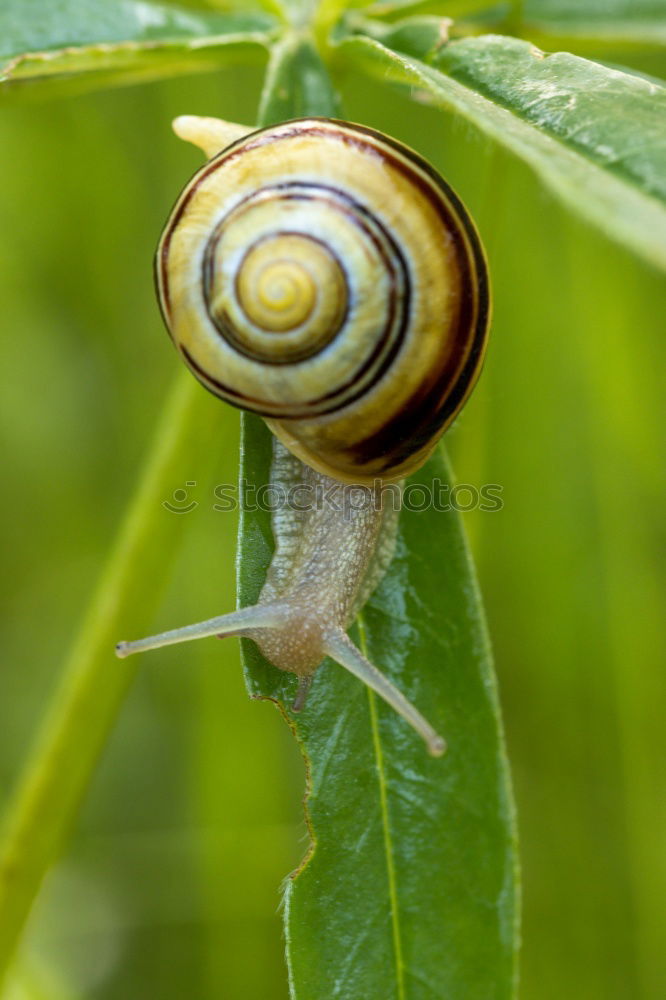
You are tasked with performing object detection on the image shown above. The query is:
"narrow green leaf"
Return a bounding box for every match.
[238,420,519,998]
[436,35,666,201]
[364,1,666,75]
[202,0,289,19]
[258,31,341,123]
[0,373,223,987]
[0,0,276,98]
[334,32,666,271]
[525,0,666,20]
[238,37,518,999]
[315,0,502,47]
[359,0,501,19]
[520,0,666,79]
[0,0,276,59]
[337,13,453,61]
[522,0,666,46]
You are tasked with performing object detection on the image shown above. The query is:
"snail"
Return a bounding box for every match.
[116,116,490,757]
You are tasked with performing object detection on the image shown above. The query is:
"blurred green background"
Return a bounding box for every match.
[0,55,664,1000]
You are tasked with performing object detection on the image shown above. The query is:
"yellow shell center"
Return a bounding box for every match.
[239,246,315,331]
[235,234,346,336]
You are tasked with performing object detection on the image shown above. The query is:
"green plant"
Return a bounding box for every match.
[0,2,664,998]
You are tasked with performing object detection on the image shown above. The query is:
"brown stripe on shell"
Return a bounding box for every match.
[155,123,324,320]
[255,121,490,469]
[271,191,410,414]
[176,178,412,419]
[155,119,401,326]
[301,120,491,471]
[202,209,353,366]
[155,239,171,327]
[197,181,411,419]
[256,122,490,413]
[345,231,488,473]
[155,141,253,329]
[179,344,267,410]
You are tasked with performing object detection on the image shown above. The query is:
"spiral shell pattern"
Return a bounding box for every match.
[157,119,489,482]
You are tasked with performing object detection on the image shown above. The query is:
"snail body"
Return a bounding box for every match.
[116,116,490,755]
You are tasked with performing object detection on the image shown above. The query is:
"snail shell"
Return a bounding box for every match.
[156,118,489,484]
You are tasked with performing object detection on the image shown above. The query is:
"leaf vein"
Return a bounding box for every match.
[357,613,405,1000]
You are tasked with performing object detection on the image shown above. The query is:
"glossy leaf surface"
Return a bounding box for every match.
[239,420,518,999]
[0,0,275,96]
[334,32,666,270]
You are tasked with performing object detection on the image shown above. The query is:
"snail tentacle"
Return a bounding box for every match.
[115,603,289,659]
[323,629,446,758]
[116,602,446,755]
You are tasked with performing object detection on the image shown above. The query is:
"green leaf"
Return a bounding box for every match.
[437,35,666,199]
[523,0,666,38]
[313,0,449,42]
[0,0,276,59]
[525,0,666,17]
[359,0,666,74]
[0,373,224,987]
[258,31,341,123]
[334,32,666,271]
[238,35,518,1000]
[0,0,276,98]
[238,419,518,998]
[520,0,666,75]
[337,13,453,61]
[357,0,502,20]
